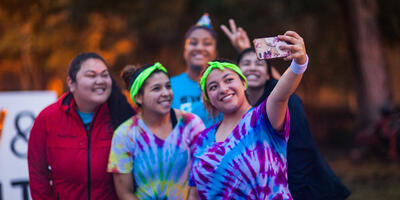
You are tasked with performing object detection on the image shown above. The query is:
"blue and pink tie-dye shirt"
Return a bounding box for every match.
[107,111,205,199]
[189,99,292,200]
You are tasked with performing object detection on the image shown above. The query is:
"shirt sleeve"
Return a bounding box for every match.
[186,113,206,151]
[107,121,135,173]
[27,111,56,200]
[185,113,205,187]
[277,107,290,142]
[259,98,290,142]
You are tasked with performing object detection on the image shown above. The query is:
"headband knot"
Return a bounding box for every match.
[200,61,247,101]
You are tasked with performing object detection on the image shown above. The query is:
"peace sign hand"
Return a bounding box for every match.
[220,19,251,52]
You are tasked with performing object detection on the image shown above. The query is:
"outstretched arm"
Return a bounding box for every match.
[266,31,308,131]
[220,19,251,52]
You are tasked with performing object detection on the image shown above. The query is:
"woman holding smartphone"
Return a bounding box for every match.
[108,62,205,199]
[224,19,350,200]
[189,31,307,200]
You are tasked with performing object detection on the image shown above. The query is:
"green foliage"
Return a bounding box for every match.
[0,0,398,94]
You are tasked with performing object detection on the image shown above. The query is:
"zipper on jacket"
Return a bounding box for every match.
[75,106,100,200]
[86,108,100,200]
[87,127,92,200]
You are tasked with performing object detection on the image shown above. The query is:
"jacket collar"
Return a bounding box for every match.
[59,92,75,114]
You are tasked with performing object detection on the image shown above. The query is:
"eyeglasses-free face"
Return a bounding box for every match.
[184,28,217,70]
[68,58,112,112]
[135,72,173,116]
[205,68,247,115]
[239,52,269,89]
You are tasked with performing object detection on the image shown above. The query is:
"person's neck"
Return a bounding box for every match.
[186,66,203,83]
[141,109,170,128]
[74,98,97,113]
[222,100,252,126]
[141,109,172,139]
[246,85,265,106]
[215,100,252,142]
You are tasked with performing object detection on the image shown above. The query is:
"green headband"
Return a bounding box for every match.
[129,62,168,104]
[200,61,247,101]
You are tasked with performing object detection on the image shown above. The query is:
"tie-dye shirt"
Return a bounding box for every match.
[189,99,292,200]
[108,111,205,200]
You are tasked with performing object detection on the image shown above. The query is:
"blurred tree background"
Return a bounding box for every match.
[1,0,400,198]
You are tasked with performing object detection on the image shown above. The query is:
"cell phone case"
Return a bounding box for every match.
[253,37,290,60]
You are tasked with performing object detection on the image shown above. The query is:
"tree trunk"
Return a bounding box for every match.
[345,0,391,130]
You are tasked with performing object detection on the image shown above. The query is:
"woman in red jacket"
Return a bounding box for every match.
[28,52,135,200]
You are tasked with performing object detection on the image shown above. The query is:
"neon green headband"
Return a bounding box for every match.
[129,62,168,104]
[200,61,247,101]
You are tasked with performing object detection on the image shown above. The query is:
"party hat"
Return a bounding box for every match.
[196,13,212,29]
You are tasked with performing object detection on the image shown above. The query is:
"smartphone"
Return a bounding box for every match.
[253,36,290,60]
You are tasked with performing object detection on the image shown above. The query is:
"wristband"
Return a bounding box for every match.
[290,55,309,74]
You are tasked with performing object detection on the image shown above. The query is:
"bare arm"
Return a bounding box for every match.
[113,173,139,200]
[188,187,201,200]
[266,31,308,131]
[220,19,251,53]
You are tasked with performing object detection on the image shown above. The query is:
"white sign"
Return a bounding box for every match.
[0,91,57,200]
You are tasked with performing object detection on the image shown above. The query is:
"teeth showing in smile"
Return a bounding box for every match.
[93,88,105,94]
[159,100,171,106]
[193,53,206,60]
[246,74,259,80]
[221,94,233,101]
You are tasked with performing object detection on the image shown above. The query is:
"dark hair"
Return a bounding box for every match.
[68,52,107,82]
[120,63,169,106]
[120,64,139,90]
[237,47,255,64]
[236,47,274,80]
[69,52,135,129]
[107,77,136,129]
[184,25,217,40]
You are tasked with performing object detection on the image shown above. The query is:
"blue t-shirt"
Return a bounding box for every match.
[171,73,221,127]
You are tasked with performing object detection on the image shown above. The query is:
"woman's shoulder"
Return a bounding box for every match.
[35,94,70,120]
[191,122,218,151]
[114,115,140,136]
[175,109,203,124]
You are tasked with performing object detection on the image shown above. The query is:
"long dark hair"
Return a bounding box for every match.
[69,52,136,129]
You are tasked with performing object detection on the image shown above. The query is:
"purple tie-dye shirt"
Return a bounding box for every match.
[189,99,292,200]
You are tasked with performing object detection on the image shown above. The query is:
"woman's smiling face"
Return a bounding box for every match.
[135,72,173,115]
[184,28,217,70]
[239,52,269,89]
[69,58,112,109]
[205,68,247,114]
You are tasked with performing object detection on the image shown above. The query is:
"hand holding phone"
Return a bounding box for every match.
[253,36,290,60]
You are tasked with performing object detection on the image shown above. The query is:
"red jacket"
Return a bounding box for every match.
[28,93,118,200]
